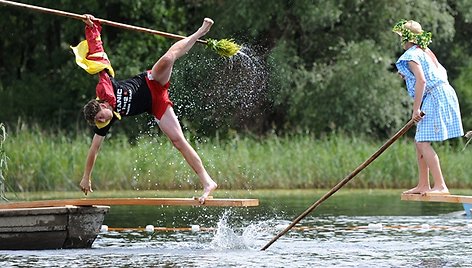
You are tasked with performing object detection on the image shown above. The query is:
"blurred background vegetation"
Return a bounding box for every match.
[0,0,470,192]
[1,0,470,137]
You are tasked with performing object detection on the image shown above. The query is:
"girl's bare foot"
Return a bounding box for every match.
[426,187,450,195]
[198,179,217,204]
[402,186,430,195]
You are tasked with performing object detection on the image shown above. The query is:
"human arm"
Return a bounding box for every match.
[80,134,105,195]
[82,14,109,64]
[82,14,116,108]
[408,60,426,122]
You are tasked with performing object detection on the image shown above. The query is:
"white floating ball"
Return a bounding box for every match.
[420,224,430,229]
[100,225,108,232]
[191,224,200,232]
[367,223,383,230]
[145,225,155,232]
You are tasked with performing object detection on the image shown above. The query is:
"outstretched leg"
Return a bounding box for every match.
[151,18,214,85]
[158,106,217,203]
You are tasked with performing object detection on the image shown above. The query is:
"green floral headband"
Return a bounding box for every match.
[392,19,432,49]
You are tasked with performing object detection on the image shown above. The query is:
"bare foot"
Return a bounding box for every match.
[198,180,217,204]
[197,18,213,37]
[426,187,450,195]
[402,186,430,195]
[80,177,93,195]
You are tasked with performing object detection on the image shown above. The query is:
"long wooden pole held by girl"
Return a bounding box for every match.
[261,112,424,251]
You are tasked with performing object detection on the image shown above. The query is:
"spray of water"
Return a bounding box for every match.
[209,210,284,250]
[207,45,271,132]
[172,43,271,135]
[128,44,270,192]
[130,120,196,192]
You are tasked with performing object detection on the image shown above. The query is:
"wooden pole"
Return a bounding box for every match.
[0,0,207,44]
[261,113,423,250]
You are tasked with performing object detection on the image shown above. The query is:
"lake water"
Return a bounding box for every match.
[1,190,472,267]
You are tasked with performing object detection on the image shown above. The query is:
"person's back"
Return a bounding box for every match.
[393,19,463,195]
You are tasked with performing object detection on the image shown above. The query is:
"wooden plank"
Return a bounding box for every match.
[0,198,259,209]
[401,193,472,204]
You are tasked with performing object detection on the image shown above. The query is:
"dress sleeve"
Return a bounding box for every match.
[395,47,421,76]
[395,47,422,98]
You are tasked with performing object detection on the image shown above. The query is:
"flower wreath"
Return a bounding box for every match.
[392,19,432,49]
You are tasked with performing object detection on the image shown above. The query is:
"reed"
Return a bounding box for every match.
[4,126,471,192]
[0,123,7,200]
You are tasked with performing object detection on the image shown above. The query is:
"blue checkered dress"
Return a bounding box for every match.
[396,46,464,142]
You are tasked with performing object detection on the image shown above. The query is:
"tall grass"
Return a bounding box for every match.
[0,123,7,200]
[4,125,472,192]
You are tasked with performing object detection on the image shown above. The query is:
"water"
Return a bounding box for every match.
[167,43,270,137]
[1,190,472,267]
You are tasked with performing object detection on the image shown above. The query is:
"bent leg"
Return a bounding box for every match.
[158,106,217,203]
[416,142,448,193]
[152,18,214,85]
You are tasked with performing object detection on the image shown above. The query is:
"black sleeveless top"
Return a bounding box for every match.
[94,72,152,136]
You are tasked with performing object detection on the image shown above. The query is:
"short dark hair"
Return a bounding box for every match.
[83,99,103,126]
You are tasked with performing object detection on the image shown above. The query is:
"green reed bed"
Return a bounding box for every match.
[3,126,471,192]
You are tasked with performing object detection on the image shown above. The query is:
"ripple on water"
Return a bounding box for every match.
[1,214,472,267]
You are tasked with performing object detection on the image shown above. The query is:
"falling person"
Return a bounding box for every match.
[75,14,217,203]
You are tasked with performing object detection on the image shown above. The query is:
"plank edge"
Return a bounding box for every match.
[0,197,260,209]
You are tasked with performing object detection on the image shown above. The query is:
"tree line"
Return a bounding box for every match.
[0,0,470,139]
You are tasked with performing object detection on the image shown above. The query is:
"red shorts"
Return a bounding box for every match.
[145,70,173,120]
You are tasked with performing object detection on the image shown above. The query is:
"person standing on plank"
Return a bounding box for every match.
[392,20,463,195]
[74,14,217,203]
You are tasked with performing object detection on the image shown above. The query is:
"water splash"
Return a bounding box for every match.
[210,45,270,118]
[210,210,246,249]
[172,43,271,135]
[130,123,196,192]
[127,44,270,191]
[209,210,282,250]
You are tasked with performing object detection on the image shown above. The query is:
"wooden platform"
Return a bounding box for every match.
[0,197,259,209]
[401,193,472,204]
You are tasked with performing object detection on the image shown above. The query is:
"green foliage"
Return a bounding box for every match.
[270,40,410,135]
[452,63,472,131]
[0,123,7,200]
[455,0,472,23]
[4,128,471,192]
[0,0,470,139]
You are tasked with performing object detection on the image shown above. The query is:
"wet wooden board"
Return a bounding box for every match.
[0,197,259,209]
[401,193,472,204]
